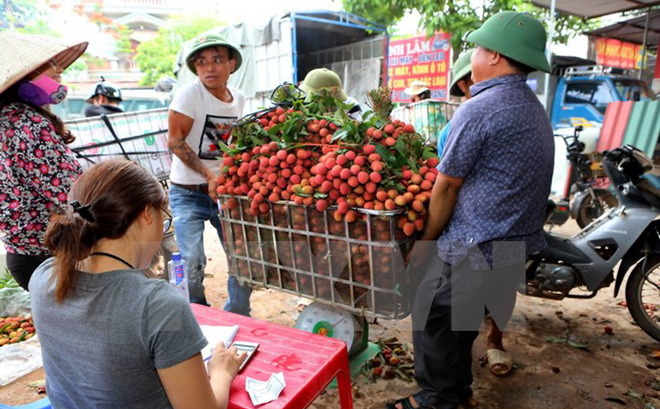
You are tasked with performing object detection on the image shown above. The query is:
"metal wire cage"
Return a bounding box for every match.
[65,108,171,181]
[218,195,415,319]
[390,100,458,145]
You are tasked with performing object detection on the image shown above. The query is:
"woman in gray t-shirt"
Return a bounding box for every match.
[29,159,245,409]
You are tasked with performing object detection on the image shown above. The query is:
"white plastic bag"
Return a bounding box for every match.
[0,336,42,386]
[0,287,31,316]
[0,275,39,386]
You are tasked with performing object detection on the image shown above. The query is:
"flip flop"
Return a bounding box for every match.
[486,349,513,376]
[386,395,477,409]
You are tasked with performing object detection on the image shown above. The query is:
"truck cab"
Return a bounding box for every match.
[548,65,656,130]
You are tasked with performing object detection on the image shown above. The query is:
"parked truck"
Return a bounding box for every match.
[528,56,656,130]
[530,57,656,203]
[392,56,655,149]
[175,11,388,113]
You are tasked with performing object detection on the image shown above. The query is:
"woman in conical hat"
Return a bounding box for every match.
[404,80,431,103]
[0,31,87,289]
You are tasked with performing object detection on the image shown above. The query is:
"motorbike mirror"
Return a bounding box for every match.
[632,149,654,172]
[574,125,584,135]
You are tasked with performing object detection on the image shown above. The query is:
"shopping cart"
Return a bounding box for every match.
[65,108,171,181]
[64,109,176,269]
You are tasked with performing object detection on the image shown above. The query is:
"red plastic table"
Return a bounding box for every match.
[192,304,353,409]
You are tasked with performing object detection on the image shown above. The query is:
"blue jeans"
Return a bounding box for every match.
[169,184,252,315]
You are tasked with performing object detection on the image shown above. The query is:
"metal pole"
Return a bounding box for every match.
[542,0,556,112]
[639,7,651,80]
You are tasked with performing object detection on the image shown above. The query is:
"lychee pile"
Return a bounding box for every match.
[217,97,439,237]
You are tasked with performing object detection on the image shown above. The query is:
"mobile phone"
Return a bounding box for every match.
[230,341,259,372]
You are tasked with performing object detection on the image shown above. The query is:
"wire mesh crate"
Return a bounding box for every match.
[218,195,415,319]
[391,100,458,146]
[65,108,171,180]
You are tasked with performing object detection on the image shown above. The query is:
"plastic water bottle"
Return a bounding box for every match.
[167,252,190,302]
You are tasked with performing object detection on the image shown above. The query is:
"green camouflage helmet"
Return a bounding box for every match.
[186,33,242,75]
[449,48,475,97]
[299,68,348,102]
[466,11,550,73]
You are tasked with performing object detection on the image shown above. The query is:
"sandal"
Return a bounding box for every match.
[485,348,513,376]
[386,394,477,409]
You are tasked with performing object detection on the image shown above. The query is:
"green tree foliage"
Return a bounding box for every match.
[135,17,222,86]
[2,1,88,77]
[343,0,597,59]
[115,25,133,55]
[62,58,87,80]
[621,5,659,17]
[1,0,58,35]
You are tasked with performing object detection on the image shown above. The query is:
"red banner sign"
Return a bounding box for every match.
[595,38,642,69]
[387,33,451,102]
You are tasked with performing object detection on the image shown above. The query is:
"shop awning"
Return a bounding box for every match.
[531,0,660,19]
[584,9,660,48]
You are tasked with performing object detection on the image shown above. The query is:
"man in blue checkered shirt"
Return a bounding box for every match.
[390,11,555,409]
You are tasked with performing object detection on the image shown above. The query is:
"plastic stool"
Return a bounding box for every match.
[0,397,51,409]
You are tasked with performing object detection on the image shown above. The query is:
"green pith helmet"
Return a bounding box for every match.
[466,11,550,73]
[299,68,348,102]
[449,48,475,97]
[185,33,242,75]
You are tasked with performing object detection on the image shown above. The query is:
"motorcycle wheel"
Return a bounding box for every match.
[575,189,618,229]
[625,255,660,342]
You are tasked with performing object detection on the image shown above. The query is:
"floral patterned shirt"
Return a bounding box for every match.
[0,102,82,256]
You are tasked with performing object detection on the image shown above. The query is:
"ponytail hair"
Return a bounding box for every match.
[45,159,167,302]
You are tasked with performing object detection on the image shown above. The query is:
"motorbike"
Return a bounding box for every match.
[545,126,618,229]
[526,145,660,341]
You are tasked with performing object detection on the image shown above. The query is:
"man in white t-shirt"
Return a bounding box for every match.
[167,34,252,313]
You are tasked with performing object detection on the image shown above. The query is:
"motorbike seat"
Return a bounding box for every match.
[635,179,660,208]
[535,231,592,264]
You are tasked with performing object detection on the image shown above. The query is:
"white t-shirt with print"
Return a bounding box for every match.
[168,78,245,185]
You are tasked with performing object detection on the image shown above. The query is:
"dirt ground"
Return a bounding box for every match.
[3,220,660,408]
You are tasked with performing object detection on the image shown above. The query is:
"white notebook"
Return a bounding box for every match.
[200,325,239,361]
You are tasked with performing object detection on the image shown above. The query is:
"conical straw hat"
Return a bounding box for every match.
[404,81,429,96]
[0,31,88,95]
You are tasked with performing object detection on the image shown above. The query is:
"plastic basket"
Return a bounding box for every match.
[65,108,171,180]
[218,196,414,319]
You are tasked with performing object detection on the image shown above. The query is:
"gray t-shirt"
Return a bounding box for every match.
[29,258,208,409]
